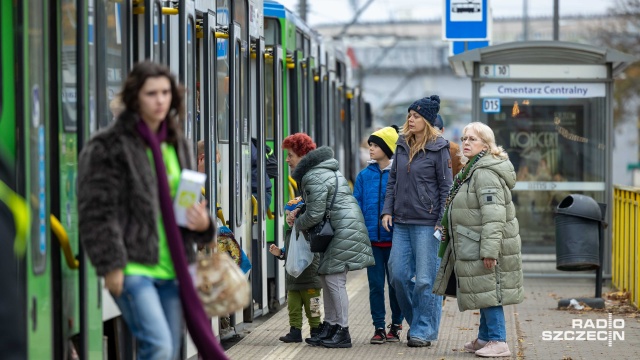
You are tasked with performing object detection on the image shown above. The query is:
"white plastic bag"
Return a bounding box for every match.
[285,225,314,278]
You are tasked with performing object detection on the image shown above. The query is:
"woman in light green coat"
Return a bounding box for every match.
[283,133,374,349]
[434,122,523,358]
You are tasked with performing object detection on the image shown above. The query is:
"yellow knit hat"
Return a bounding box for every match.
[368,125,400,159]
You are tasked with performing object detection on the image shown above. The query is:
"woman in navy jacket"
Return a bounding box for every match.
[381,95,453,347]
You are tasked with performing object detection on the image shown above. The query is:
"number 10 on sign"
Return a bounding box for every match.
[483,98,501,113]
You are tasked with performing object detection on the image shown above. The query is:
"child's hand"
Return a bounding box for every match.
[382,214,393,232]
[286,208,299,226]
[269,244,282,257]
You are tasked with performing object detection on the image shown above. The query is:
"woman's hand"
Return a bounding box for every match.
[483,258,497,270]
[382,214,393,232]
[105,268,124,297]
[286,208,299,227]
[186,200,211,232]
[269,244,282,257]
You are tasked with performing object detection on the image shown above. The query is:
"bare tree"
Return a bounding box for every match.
[595,0,640,127]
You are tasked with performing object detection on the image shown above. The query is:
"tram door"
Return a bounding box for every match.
[250,34,268,317]
[19,1,55,357]
[202,9,218,229]
[16,0,102,359]
[180,1,197,146]
[0,1,27,358]
[231,0,252,324]
[273,46,287,307]
[57,0,105,358]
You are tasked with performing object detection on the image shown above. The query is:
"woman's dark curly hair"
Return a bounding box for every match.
[119,61,184,144]
[282,133,316,157]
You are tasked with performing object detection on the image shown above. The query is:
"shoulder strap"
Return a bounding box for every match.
[326,171,338,219]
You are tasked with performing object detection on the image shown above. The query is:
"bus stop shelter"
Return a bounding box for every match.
[449,41,636,274]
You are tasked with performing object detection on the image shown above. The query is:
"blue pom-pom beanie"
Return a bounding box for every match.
[408,95,441,125]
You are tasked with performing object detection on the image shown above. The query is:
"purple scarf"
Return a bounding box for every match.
[136,120,228,360]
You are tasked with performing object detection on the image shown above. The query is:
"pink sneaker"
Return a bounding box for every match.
[464,338,487,353]
[474,341,511,357]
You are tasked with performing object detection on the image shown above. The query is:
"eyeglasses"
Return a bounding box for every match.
[460,136,482,143]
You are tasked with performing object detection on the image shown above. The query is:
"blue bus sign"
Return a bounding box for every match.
[443,0,491,41]
[450,40,490,56]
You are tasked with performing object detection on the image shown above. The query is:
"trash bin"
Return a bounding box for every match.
[555,194,602,271]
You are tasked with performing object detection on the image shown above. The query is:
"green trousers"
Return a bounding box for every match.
[287,288,322,329]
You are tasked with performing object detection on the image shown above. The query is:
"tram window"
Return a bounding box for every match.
[296,30,303,51]
[101,1,127,128]
[0,15,2,113]
[235,40,247,143]
[186,18,196,142]
[153,3,160,62]
[216,0,230,142]
[264,18,281,140]
[151,3,169,64]
[264,18,280,46]
[301,54,308,134]
[265,59,274,140]
[29,0,46,274]
[303,36,310,57]
[234,0,249,145]
[287,67,298,134]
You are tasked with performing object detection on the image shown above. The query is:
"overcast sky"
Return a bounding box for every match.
[276,0,616,26]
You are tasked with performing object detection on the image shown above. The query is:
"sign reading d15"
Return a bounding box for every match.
[443,0,491,41]
[482,98,500,113]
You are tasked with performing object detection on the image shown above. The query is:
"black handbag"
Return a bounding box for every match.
[308,172,338,253]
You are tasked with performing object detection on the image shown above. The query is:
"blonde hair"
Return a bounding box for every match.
[459,122,508,164]
[400,114,440,163]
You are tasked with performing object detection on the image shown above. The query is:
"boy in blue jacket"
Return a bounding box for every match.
[353,126,404,344]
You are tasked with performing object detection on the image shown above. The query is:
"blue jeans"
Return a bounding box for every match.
[367,246,403,329]
[479,306,506,342]
[388,224,442,341]
[114,275,183,360]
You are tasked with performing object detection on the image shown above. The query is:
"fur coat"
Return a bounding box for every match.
[77,111,214,276]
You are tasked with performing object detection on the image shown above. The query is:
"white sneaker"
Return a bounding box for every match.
[475,341,511,357]
[464,338,488,353]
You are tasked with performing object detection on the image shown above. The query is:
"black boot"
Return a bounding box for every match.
[310,326,321,338]
[305,322,336,346]
[279,327,302,343]
[320,326,352,348]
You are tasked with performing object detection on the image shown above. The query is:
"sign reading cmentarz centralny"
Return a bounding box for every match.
[480,83,606,99]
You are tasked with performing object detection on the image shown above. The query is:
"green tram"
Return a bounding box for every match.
[262,0,370,311]
[0,0,370,358]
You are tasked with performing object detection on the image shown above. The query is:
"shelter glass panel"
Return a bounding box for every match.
[481,95,607,250]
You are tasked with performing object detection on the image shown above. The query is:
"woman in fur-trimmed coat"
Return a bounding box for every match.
[77,62,224,359]
[283,133,374,349]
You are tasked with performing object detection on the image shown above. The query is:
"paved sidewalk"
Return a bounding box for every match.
[225,270,640,360]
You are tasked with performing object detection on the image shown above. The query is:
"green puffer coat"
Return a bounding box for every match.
[433,155,524,311]
[291,146,375,275]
